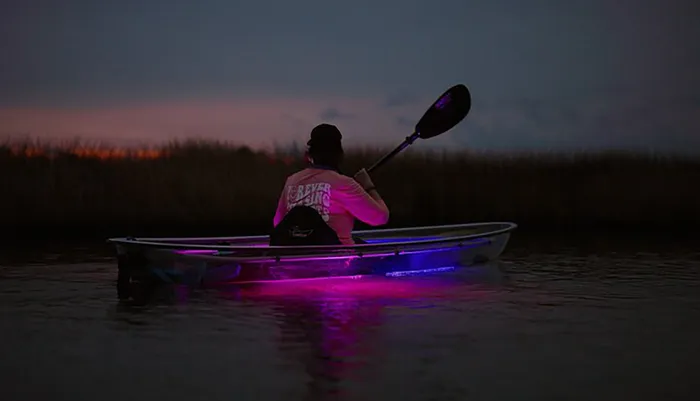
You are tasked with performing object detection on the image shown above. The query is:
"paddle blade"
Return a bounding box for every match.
[415,84,471,139]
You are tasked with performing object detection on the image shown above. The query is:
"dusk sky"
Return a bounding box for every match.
[1,0,698,153]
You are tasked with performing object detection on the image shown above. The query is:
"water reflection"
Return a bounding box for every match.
[235,265,507,400]
[2,234,700,401]
[110,263,507,400]
[263,287,383,400]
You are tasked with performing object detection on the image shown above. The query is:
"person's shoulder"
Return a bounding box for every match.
[286,167,355,186]
[328,172,362,191]
[330,170,353,180]
[318,169,352,182]
[285,168,312,182]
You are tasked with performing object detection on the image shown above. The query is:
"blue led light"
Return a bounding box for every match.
[385,266,456,277]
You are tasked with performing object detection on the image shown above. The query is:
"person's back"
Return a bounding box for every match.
[273,165,389,245]
[272,123,389,245]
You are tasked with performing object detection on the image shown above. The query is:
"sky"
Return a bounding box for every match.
[1,0,699,154]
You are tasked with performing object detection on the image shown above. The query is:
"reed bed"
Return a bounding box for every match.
[2,137,698,239]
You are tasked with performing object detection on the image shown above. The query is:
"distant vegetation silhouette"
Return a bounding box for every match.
[2,137,698,240]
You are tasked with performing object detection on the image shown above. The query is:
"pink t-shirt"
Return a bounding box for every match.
[273,167,390,245]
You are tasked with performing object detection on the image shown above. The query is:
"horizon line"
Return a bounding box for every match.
[2,134,699,161]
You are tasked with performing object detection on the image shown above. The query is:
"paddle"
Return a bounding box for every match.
[366,84,472,173]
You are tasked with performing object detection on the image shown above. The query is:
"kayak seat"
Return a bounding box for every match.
[269,205,342,246]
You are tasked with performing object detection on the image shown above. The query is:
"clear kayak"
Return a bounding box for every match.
[108,222,517,299]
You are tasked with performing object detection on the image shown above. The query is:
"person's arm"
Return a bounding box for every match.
[338,177,389,226]
[272,183,288,227]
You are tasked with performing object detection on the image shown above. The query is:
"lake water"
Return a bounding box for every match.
[1,233,699,401]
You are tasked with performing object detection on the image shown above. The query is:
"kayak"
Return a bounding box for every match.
[106,83,485,302]
[108,222,516,298]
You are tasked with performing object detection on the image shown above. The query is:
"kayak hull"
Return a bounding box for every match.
[108,222,516,299]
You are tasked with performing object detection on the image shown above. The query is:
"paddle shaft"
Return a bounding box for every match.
[366,131,420,174]
[364,83,471,175]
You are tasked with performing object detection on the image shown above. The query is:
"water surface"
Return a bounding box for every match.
[1,233,699,401]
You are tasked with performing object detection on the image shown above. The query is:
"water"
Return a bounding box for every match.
[1,233,699,401]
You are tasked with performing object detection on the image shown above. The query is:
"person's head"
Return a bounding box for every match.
[306,123,344,170]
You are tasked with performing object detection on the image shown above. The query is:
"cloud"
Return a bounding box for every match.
[383,92,420,109]
[318,107,356,121]
[0,95,390,149]
[395,116,414,128]
[450,92,700,154]
[1,89,698,155]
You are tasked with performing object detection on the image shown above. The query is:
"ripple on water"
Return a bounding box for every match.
[0,239,699,401]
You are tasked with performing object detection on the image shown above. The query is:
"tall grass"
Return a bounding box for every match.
[2,137,699,239]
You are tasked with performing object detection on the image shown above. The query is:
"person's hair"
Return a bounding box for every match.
[306,123,344,170]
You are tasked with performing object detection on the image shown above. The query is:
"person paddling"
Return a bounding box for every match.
[271,123,389,246]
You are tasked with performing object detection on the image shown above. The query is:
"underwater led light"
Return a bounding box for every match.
[228,274,367,285]
[384,266,456,277]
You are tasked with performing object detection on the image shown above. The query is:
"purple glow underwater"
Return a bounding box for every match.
[385,266,456,277]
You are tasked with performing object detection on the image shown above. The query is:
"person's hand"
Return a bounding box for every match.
[353,168,375,191]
